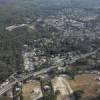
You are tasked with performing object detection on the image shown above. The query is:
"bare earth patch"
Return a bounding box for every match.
[22,80,41,100]
[69,74,100,98]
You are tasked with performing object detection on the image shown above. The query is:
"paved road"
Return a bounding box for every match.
[0,81,17,96]
[0,48,99,96]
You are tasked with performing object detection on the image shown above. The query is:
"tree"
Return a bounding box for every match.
[73,90,84,100]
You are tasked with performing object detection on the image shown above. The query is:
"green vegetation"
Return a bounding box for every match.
[40,79,57,100]
[73,90,84,100]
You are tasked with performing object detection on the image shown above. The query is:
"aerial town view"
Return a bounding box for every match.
[0,0,100,100]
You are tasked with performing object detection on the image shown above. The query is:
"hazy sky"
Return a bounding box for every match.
[0,0,100,8]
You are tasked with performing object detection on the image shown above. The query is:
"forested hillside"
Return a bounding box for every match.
[0,0,50,82]
[0,3,35,82]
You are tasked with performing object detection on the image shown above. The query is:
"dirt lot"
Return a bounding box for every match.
[52,76,73,100]
[69,74,100,99]
[22,80,41,100]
